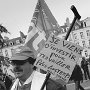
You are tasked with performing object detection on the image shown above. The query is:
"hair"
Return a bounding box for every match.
[26,57,36,65]
[26,57,37,70]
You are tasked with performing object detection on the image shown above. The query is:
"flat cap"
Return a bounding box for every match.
[9,46,35,61]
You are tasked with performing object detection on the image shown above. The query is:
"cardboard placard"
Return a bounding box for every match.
[34,35,83,84]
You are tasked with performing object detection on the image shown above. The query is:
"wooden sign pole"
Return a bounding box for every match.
[65,5,81,40]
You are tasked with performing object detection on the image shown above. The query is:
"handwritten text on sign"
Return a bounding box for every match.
[34,35,83,83]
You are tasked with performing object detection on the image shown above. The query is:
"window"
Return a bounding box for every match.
[89,39,90,46]
[9,42,14,46]
[16,40,20,44]
[86,30,90,37]
[5,50,9,57]
[84,50,88,57]
[84,22,86,27]
[83,22,86,27]
[73,33,78,40]
[11,48,16,56]
[82,41,86,47]
[75,42,79,45]
[80,32,84,39]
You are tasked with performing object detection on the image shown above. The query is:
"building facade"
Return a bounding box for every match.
[0,36,26,58]
[1,17,90,59]
[58,17,90,58]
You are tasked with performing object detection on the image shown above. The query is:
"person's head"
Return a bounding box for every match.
[9,47,36,81]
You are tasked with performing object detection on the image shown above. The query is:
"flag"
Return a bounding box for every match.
[24,0,61,57]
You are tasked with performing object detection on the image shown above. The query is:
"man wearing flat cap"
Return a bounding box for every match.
[10,46,66,90]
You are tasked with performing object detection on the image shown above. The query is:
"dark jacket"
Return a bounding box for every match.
[46,78,66,90]
[81,59,88,70]
[5,75,12,90]
[69,64,83,81]
[40,69,66,90]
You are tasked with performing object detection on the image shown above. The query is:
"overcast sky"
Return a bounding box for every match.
[0,0,90,39]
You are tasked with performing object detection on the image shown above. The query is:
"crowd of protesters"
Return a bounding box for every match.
[81,57,90,80]
[0,50,90,90]
[69,56,90,90]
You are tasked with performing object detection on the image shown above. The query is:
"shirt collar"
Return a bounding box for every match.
[19,71,35,86]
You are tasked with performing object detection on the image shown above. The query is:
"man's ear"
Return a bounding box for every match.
[30,64,34,68]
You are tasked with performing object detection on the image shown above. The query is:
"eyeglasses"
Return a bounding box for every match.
[10,60,28,66]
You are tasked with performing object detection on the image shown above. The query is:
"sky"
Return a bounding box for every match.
[0,0,90,39]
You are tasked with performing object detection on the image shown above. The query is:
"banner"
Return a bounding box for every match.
[24,0,61,57]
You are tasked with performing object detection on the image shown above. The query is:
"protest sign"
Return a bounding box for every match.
[34,35,83,84]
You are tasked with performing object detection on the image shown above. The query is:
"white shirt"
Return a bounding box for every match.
[11,71,46,90]
[19,71,35,86]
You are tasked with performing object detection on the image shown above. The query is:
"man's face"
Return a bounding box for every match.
[11,60,33,80]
